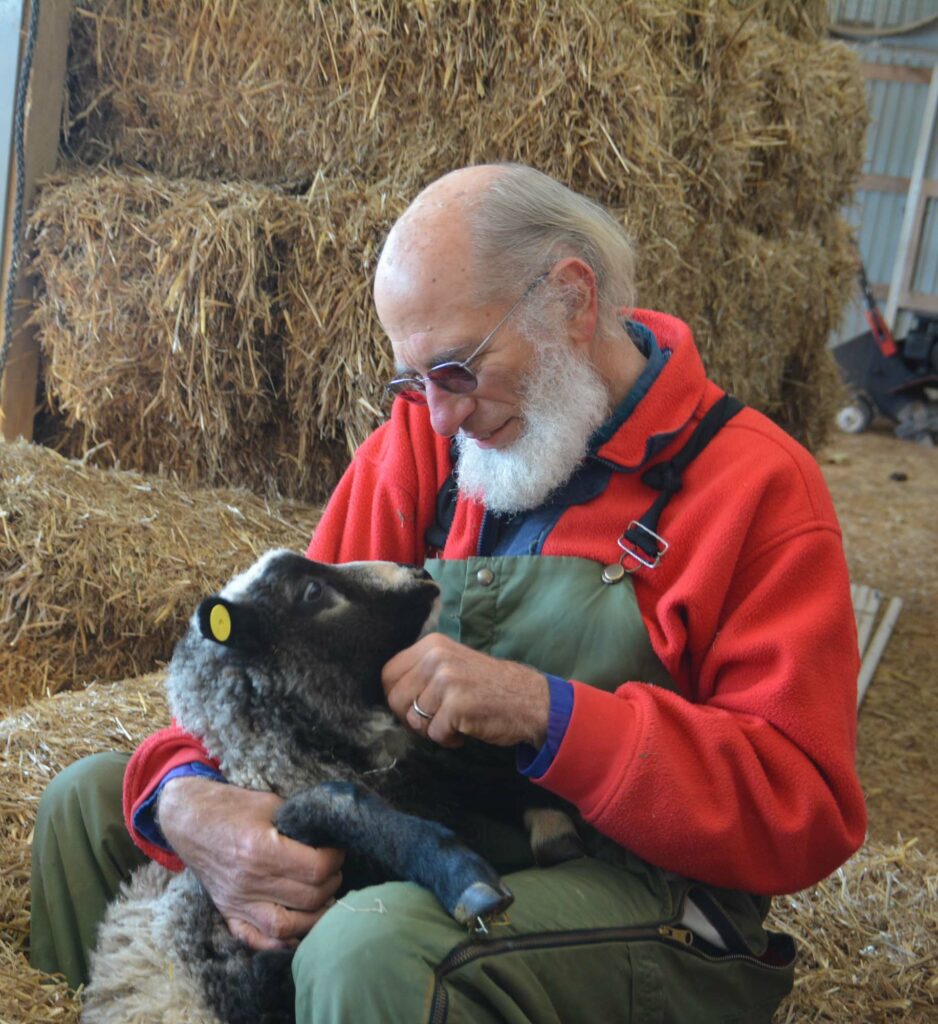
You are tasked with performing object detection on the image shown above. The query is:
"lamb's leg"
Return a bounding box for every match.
[276,781,513,925]
[523,807,587,866]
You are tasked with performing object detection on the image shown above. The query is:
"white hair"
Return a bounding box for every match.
[468,164,637,338]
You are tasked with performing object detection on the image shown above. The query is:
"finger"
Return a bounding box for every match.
[381,632,451,698]
[225,914,294,952]
[266,834,346,886]
[251,866,343,913]
[406,690,440,732]
[425,704,465,749]
[380,636,430,695]
[242,856,343,912]
[251,900,323,943]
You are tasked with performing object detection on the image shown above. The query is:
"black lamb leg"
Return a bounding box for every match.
[276,781,513,925]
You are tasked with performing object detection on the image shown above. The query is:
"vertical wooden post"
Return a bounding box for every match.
[884,62,938,330]
[0,0,71,442]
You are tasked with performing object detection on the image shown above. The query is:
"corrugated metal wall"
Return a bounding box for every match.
[828,1,938,344]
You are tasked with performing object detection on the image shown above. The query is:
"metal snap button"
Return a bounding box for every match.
[602,563,626,584]
[476,567,495,586]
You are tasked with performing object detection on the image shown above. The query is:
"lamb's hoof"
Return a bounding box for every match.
[453,881,514,926]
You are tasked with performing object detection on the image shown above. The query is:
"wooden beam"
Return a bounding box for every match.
[857,174,938,198]
[902,291,938,315]
[885,64,938,330]
[860,61,932,85]
[0,0,71,443]
[857,597,903,710]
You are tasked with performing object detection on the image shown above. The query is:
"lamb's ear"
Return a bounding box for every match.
[196,596,266,652]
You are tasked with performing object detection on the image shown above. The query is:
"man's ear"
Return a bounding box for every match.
[550,258,598,345]
[196,596,267,653]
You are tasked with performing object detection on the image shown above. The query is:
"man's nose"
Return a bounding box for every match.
[425,384,475,437]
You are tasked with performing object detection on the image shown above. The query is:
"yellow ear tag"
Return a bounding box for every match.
[209,603,232,643]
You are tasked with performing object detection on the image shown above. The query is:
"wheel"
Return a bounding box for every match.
[836,396,874,434]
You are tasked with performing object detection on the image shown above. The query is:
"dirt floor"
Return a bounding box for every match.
[817,424,937,852]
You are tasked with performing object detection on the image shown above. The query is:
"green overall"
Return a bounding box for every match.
[30,554,795,1020]
[291,554,795,1022]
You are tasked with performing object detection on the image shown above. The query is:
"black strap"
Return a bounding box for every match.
[424,394,744,559]
[623,393,743,562]
[424,470,459,555]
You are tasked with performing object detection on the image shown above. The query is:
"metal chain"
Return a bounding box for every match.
[0,0,41,387]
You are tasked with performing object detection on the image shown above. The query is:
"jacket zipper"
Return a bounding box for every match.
[476,510,490,556]
[427,922,791,1023]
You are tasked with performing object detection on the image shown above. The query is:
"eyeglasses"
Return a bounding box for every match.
[385,273,548,405]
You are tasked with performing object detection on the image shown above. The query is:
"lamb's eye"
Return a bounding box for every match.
[302,580,324,603]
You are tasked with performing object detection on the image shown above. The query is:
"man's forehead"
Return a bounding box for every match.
[390,323,481,373]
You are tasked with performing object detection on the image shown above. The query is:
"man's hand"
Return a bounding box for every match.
[157,776,344,951]
[382,633,551,749]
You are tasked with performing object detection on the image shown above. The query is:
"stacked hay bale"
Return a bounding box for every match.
[0,673,167,1023]
[0,440,319,713]
[28,0,865,502]
[30,170,403,493]
[2,672,936,1022]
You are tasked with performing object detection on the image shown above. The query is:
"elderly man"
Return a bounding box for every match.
[32,164,866,1022]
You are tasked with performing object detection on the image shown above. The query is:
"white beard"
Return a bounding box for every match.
[454,326,611,514]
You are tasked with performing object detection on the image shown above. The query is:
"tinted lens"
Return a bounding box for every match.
[425,362,478,394]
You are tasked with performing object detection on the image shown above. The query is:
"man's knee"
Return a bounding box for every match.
[36,751,132,858]
[31,751,141,987]
[292,882,459,1021]
[38,751,127,817]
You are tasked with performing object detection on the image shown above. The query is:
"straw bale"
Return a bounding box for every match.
[631,214,855,452]
[28,168,357,496]
[62,1,667,189]
[0,439,319,713]
[41,0,867,458]
[62,2,853,215]
[653,13,864,233]
[726,0,831,41]
[741,34,867,233]
[278,175,412,453]
[0,672,166,1024]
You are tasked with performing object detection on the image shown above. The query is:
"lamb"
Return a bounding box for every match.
[82,549,583,1024]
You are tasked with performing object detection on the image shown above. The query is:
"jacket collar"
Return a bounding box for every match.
[592,310,708,472]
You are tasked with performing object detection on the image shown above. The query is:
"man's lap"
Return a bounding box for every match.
[293,855,791,1024]
[32,754,793,1021]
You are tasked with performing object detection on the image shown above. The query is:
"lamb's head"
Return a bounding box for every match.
[166,550,440,759]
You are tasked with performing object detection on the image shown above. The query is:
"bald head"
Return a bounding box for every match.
[375,163,637,346]
[374,165,505,323]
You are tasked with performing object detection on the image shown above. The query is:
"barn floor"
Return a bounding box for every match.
[818,424,937,851]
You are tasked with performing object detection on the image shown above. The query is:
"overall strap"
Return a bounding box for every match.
[620,393,744,566]
[424,439,460,556]
[425,395,744,561]
[424,471,459,555]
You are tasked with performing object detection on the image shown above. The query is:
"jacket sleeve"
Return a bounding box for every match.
[122,723,217,868]
[306,401,449,563]
[535,521,867,895]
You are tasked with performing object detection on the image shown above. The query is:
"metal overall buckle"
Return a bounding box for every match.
[602,521,669,584]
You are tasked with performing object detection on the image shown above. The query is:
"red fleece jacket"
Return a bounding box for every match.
[125,310,866,891]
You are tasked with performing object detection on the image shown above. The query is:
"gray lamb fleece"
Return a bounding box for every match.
[83,550,581,1024]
